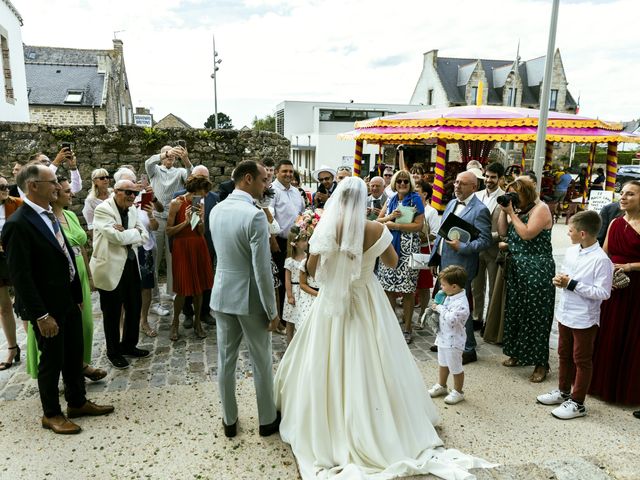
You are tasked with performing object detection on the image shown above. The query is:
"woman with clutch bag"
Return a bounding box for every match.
[377,170,425,344]
[589,180,640,406]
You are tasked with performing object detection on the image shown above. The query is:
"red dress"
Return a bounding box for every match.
[589,217,640,405]
[171,197,213,296]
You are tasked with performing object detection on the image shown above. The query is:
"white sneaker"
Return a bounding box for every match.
[444,389,465,405]
[537,389,569,405]
[552,399,586,420]
[150,304,170,316]
[428,383,448,398]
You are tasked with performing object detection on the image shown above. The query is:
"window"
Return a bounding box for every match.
[64,90,84,103]
[318,109,385,122]
[1,34,14,103]
[507,87,517,106]
[427,89,434,106]
[470,86,478,105]
[549,89,558,110]
[275,109,284,135]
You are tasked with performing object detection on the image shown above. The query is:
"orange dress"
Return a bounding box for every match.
[171,197,213,296]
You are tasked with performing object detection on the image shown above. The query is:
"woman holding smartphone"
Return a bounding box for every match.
[166,175,213,341]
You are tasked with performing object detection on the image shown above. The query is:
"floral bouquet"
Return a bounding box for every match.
[294,208,322,238]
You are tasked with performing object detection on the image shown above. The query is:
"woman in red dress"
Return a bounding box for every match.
[589,180,640,406]
[167,175,214,341]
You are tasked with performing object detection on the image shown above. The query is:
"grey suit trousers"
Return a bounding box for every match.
[214,311,277,426]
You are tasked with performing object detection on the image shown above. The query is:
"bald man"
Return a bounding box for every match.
[367,176,387,220]
[172,165,219,326]
[429,170,492,364]
[91,180,150,369]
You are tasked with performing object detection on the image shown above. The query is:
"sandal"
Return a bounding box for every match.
[529,364,549,383]
[0,345,20,371]
[502,357,519,367]
[170,323,179,342]
[141,323,157,338]
[194,324,207,339]
[83,365,107,382]
[403,331,412,344]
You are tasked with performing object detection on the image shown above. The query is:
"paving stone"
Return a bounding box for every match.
[0,384,23,401]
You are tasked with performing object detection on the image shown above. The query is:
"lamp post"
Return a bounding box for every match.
[210,34,222,129]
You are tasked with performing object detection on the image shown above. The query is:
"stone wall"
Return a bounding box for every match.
[29,105,108,126]
[0,122,290,225]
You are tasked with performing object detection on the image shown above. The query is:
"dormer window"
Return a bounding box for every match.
[65,90,84,103]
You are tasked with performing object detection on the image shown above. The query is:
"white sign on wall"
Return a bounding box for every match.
[134,114,153,127]
[587,190,614,213]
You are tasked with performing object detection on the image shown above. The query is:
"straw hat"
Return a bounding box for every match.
[312,165,336,182]
[467,167,484,179]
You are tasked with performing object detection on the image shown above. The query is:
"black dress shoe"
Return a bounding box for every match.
[462,351,478,365]
[473,320,483,331]
[107,355,130,369]
[201,313,216,326]
[223,419,237,438]
[429,345,438,352]
[633,411,640,419]
[183,315,194,329]
[259,412,281,437]
[122,347,150,358]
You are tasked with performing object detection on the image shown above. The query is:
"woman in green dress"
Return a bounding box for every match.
[26,177,106,381]
[497,177,555,383]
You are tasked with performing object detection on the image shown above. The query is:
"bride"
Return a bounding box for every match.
[274,177,493,480]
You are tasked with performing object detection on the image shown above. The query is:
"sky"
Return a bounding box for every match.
[12,0,640,129]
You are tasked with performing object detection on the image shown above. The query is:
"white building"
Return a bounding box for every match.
[0,0,29,122]
[274,100,423,178]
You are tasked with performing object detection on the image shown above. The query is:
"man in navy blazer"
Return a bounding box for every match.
[430,170,492,364]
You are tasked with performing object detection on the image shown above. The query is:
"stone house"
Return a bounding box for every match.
[0,0,29,122]
[154,113,191,129]
[24,39,133,126]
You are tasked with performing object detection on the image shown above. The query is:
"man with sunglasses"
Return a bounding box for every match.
[311,166,336,209]
[336,165,352,183]
[3,163,114,434]
[383,167,395,198]
[91,180,150,369]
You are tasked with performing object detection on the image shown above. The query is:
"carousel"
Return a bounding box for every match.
[339,105,640,211]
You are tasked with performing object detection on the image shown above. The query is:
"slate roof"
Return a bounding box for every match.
[23,46,107,107]
[435,55,577,108]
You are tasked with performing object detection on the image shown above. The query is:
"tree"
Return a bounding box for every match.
[204,112,233,129]
[252,114,276,132]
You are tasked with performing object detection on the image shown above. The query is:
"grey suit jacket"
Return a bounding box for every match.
[431,195,492,282]
[209,192,277,319]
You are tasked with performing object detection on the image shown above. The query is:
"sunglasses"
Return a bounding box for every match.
[318,176,333,182]
[95,176,110,180]
[396,179,410,185]
[0,185,9,191]
[383,173,393,177]
[117,189,138,196]
[337,167,352,172]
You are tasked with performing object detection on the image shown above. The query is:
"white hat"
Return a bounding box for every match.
[312,165,336,182]
[468,167,484,179]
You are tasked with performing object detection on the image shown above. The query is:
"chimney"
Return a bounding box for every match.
[112,39,123,56]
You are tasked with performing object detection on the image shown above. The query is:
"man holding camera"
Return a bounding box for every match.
[10,147,83,198]
[472,162,505,331]
[312,166,336,209]
[145,143,193,305]
[430,170,492,364]
[367,176,387,220]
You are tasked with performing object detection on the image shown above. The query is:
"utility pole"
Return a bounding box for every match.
[532,0,560,191]
[211,34,222,129]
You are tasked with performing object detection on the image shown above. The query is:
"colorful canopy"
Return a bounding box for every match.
[338,105,640,144]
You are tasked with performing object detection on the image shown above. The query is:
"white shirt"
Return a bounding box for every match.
[272,179,305,238]
[434,290,469,350]
[49,164,82,194]
[556,242,613,329]
[0,204,5,234]
[475,187,504,215]
[23,197,56,236]
[422,204,441,247]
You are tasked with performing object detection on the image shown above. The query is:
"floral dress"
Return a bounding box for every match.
[282,257,304,325]
[502,214,556,366]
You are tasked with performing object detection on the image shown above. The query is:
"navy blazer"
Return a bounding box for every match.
[431,195,492,283]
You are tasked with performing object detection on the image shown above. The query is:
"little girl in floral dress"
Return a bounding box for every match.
[282,226,310,344]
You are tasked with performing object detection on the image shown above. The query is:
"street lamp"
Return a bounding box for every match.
[210,34,222,129]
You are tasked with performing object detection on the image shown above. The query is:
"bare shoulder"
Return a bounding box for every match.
[363,220,384,251]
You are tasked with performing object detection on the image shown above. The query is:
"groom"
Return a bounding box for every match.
[209,160,281,438]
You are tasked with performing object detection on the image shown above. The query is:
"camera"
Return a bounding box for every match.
[496,191,519,208]
[176,140,186,148]
[61,142,73,151]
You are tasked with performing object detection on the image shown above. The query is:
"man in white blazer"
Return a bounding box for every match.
[91,180,150,369]
[209,160,281,438]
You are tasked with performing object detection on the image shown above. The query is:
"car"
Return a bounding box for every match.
[614,165,640,192]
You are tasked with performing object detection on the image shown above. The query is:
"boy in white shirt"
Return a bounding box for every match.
[428,265,469,405]
[537,210,613,419]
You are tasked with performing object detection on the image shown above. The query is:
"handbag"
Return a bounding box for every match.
[410,236,432,270]
[612,268,630,289]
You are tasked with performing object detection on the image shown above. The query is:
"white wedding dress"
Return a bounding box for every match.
[274,228,493,480]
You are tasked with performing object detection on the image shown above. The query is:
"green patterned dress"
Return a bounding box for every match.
[502,214,555,366]
[26,210,94,378]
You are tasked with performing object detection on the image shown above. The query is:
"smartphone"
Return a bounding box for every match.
[372,199,382,210]
[140,192,153,210]
[176,139,186,149]
[191,195,202,208]
[61,142,73,152]
[140,173,149,188]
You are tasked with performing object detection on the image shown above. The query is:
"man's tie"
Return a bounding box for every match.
[44,212,76,281]
[455,200,466,209]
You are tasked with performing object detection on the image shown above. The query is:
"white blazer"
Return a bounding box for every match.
[90,197,149,291]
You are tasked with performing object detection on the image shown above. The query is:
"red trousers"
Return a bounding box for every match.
[557,323,598,403]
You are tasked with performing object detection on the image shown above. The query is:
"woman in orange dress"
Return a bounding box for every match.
[167,175,214,341]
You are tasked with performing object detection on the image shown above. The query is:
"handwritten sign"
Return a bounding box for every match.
[587,190,614,213]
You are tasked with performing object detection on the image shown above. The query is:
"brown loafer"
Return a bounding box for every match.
[42,415,81,434]
[67,401,115,419]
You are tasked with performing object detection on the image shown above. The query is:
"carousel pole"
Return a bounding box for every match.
[606,142,618,191]
[353,139,363,178]
[431,138,447,212]
[582,142,597,206]
[544,141,554,170]
[521,143,527,171]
